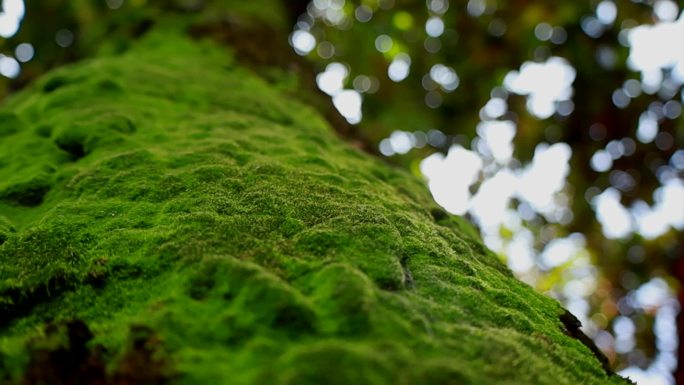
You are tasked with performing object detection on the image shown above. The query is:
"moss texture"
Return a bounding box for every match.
[0,32,629,384]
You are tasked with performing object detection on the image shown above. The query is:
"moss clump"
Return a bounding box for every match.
[0,32,629,384]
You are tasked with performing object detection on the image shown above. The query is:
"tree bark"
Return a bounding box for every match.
[0,4,630,385]
[673,250,684,385]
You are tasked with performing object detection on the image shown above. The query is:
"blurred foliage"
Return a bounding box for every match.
[290,0,683,376]
[0,0,682,378]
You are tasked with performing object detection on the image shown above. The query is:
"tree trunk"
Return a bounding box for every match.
[0,4,629,385]
[673,251,684,385]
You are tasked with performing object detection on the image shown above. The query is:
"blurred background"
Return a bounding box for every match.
[0,0,683,383]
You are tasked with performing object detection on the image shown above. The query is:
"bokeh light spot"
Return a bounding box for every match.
[375,34,393,53]
[623,79,642,98]
[355,5,373,22]
[332,90,362,124]
[504,57,576,119]
[476,120,515,163]
[467,0,486,17]
[425,90,442,108]
[290,29,316,55]
[388,53,411,82]
[534,22,552,41]
[591,150,613,172]
[316,41,335,59]
[653,0,679,22]
[0,0,25,38]
[427,0,449,14]
[14,42,33,62]
[612,88,630,108]
[488,19,507,37]
[636,111,659,143]
[425,16,444,37]
[581,16,604,38]
[0,54,20,78]
[589,123,607,141]
[671,150,684,170]
[393,11,413,30]
[654,131,673,151]
[481,97,507,119]
[429,63,459,91]
[550,27,568,44]
[424,37,441,53]
[593,188,633,239]
[316,62,348,95]
[55,28,74,48]
[105,0,124,9]
[421,146,483,214]
[663,100,682,119]
[596,1,617,25]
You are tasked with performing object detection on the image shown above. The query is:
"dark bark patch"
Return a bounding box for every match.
[21,321,172,385]
[22,320,108,385]
[113,325,172,385]
[559,310,613,375]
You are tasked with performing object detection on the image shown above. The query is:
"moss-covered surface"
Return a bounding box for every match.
[0,32,629,384]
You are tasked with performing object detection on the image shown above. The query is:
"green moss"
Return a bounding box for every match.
[0,31,629,384]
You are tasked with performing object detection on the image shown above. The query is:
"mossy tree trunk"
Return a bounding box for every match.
[0,2,631,384]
